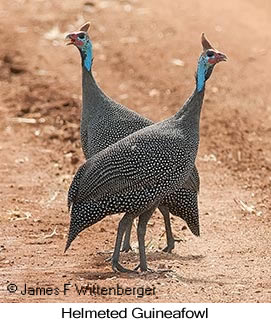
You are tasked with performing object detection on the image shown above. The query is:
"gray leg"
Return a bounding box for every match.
[122,206,176,255]
[121,214,133,252]
[122,206,176,254]
[135,208,155,272]
[111,213,136,273]
[98,213,133,259]
[159,205,175,253]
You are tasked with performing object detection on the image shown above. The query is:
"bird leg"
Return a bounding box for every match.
[159,205,175,253]
[121,206,177,254]
[103,205,177,263]
[121,215,133,252]
[99,214,133,262]
[134,208,155,272]
[111,213,137,273]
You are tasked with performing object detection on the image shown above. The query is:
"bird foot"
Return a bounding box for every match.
[112,261,137,273]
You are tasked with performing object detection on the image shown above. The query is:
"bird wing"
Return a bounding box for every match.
[76,148,169,202]
[74,126,183,202]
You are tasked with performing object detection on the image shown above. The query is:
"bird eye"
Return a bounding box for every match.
[207,51,214,57]
[78,33,85,39]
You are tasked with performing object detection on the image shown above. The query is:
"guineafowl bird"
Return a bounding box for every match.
[65,33,227,272]
[65,22,200,253]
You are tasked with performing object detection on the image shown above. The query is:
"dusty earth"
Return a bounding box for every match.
[0,0,270,303]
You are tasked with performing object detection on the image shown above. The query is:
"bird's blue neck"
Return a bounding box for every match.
[81,42,93,72]
[196,56,207,92]
[174,57,207,122]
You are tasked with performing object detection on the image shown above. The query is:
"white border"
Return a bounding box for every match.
[1,303,270,322]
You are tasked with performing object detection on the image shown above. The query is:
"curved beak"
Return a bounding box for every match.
[65,33,76,46]
[216,52,227,62]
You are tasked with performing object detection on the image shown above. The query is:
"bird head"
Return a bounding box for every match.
[201,33,227,64]
[196,33,227,91]
[65,22,93,71]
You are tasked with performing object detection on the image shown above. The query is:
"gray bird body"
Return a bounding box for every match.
[76,117,199,202]
[65,28,226,271]
[78,67,200,251]
[66,88,204,251]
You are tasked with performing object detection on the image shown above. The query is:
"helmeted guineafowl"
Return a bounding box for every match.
[65,22,200,253]
[65,33,227,272]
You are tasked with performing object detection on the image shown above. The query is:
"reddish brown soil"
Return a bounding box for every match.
[0,0,270,303]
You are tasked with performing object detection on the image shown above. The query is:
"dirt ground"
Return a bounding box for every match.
[0,0,270,303]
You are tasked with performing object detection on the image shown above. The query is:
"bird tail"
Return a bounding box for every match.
[167,190,200,237]
[64,200,105,253]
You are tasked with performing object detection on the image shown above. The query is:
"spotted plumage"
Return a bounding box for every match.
[66,23,201,253]
[65,32,226,273]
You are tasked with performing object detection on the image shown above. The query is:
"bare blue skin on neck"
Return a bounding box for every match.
[174,53,213,122]
[81,40,92,71]
[196,55,207,92]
